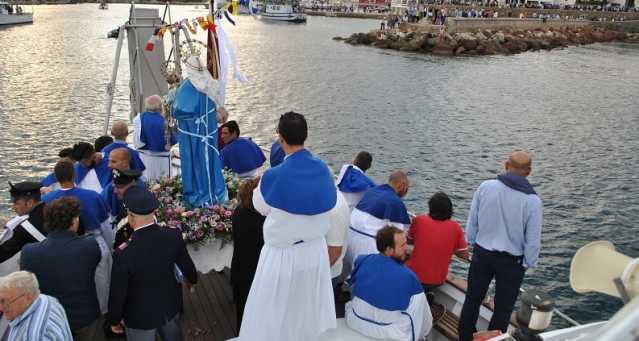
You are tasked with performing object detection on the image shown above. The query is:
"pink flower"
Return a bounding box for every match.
[215,222,225,231]
[175,206,185,215]
[224,210,233,218]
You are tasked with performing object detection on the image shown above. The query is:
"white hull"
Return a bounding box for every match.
[259,12,306,22]
[258,4,306,23]
[0,13,33,25]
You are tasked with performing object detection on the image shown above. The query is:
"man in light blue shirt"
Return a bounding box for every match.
[458,150,543,341]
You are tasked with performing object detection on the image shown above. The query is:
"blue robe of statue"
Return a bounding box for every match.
[172,79,227,207]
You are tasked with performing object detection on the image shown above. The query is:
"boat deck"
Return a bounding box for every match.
[182,270,237,341]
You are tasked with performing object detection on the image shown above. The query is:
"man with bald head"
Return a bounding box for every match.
[98,121,146,187]
[133,95,176,181]
[458,150,543,341]
[343,170,411,276]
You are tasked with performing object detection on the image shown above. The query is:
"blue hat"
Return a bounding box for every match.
[123,186,159,215]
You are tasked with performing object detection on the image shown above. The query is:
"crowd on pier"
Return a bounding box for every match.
[0,96,543,341]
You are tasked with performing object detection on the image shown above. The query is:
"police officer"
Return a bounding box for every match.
[107,186,197,341]
[0,182,47,264]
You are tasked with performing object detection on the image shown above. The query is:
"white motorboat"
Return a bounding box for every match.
[252,0,306,23]
[0,2,32,26]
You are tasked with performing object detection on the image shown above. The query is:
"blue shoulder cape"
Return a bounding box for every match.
[220,137,266,174]
[260,149,336,215]
[351,254,423,311]
[43,187,109,231]
[337,165,376,193]
[355,184,410,224]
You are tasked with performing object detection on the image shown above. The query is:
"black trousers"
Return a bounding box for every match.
[233,282,251,336]
[458,245,525,341]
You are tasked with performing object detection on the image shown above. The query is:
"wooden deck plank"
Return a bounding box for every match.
[204,270,237,334]
[196,271,237,338]
[183,282,219,341]
[192,273,228,340]
[181,271,239,341]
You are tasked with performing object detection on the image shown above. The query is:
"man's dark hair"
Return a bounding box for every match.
[277,111,307,146]
[221,120,240,137]
[58,148,73,158]
[44,197,81,232]
[429,192,453,221]
[54,159,75,183]
[376,225,403,253]
[354,151,373,172]
[71,142,94,161]
[94,135,114,153]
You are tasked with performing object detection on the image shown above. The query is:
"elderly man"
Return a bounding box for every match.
[21,198,101,341]
[336,151,376,211]
[239,112,338,341]
[458,150,543,341]
[343,171,411,276]
[133,95,175,181]
[345,226,432,341]
[0,182,46,267]
[98,121,146,186]
[0,271,72,341]
[219,120,266,178]
[108,186,197,341]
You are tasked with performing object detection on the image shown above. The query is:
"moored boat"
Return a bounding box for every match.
[0,2,32,26]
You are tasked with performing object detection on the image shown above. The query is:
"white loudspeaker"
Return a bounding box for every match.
[570,240,639,299]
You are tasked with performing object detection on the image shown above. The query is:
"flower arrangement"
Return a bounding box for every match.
[150,175,236,246]
[222,168,241,200]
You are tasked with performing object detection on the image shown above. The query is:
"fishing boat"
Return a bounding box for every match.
[102,4,639,341]
[0,1,33,26]
[99,1,108,10]
[251,0,306,23]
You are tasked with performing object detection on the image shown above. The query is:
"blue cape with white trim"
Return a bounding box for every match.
[337,165,376,193]
[355,184,410,224]
[43,187,109,231]
[220,137,266,174]
[351,254,423,311]
[260,149,336,215]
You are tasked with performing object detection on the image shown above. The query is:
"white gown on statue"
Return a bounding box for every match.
[238,183,337,341]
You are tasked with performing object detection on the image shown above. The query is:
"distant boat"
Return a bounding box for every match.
[0,2,33,26]
[253,0,306,23]
[98,1,108,10]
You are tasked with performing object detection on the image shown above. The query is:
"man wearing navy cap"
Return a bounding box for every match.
[101,168,144,233]
[107,186,197,341]
[0,182,47,265]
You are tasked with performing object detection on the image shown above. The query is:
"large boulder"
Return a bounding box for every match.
[492,32,506,44]
[432,40,457,56]
[460,38,478,51]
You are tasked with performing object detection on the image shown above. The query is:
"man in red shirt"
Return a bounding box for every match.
[407,192,469,292]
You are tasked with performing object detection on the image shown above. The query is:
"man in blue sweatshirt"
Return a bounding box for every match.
[458,150,543,341]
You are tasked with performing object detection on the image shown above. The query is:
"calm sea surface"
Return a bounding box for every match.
[1,3,638,327]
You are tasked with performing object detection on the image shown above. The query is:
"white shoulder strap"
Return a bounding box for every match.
[20,220,46,242]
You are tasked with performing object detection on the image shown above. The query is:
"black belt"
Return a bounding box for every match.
[476,244,523,260]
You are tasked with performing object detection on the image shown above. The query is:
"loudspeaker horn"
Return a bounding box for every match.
[569,240,639,299]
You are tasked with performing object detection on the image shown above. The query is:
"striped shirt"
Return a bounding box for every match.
[8,294,72,341]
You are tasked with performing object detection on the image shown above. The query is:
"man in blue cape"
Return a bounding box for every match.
[239,112,338,341]
[346,225,432,340]
[336,151,376,211]
[344,171,411,278]
[219,120,265,178]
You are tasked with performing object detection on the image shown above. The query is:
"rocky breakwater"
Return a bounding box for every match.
[335,26,638,56]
